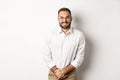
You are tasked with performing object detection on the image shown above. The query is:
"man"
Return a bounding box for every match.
[44,7,85,80]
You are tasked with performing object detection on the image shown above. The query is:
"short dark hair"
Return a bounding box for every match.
[58,7,71,15]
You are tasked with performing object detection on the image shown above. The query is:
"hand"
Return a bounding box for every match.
[59,74,68,80]
[55,69,68,80]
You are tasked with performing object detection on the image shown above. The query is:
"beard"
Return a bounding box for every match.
[59,22,71,29]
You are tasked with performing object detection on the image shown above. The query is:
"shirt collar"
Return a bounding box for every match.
[57,26,73,35]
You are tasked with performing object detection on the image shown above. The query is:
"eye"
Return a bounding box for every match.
[60,17,64,19]
[59,16,71,20]
[66,16,70,19]
[59,17,64,19]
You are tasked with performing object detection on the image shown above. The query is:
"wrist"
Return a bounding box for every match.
[53,68,58,73]
[51,66,58,73]
[61,68,67,75]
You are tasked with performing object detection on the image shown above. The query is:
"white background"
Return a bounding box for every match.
[0,0,120,80]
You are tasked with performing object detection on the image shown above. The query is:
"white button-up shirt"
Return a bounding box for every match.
[44,27,85,69]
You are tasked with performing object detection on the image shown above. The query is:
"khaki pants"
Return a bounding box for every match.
[48,70,77,80]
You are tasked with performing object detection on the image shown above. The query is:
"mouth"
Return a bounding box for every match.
[59,22,71,29]
[61,22,68,25]
[62,22,68,24]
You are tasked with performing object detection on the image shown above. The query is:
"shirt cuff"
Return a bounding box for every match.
[48,62,56,69]
[71,61,79,69]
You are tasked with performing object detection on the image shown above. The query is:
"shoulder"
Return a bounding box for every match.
[72,27,85,37]
[72,28,85,44]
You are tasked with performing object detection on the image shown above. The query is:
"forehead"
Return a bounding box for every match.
[58,11,71,16]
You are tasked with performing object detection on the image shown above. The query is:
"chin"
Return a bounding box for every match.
[59,24,71,29]
[61,26,70,29]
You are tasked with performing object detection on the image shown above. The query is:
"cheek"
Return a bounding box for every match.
[59,21,63,24]
[58,19,62,22]
[68,19,72,22]
[59,20,64,23]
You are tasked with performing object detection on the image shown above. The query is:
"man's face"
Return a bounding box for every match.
[58,11,72,29]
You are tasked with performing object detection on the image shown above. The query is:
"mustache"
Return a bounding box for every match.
[61,22,68,24]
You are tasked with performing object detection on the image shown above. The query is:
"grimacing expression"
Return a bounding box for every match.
[58,11,72,29]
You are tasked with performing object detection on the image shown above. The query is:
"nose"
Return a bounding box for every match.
[63,18,67,22]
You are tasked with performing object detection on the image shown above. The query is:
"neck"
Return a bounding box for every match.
[62,28,70,34]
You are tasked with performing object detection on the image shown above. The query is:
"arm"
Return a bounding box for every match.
[60,64,75,75]
[71,32,85,69]
[43,39,56,69]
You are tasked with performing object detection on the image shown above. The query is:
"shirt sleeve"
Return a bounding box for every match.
[71,32,85,69]
[43,35,56,69]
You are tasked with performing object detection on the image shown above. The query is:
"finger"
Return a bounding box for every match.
[60,75,68,80]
